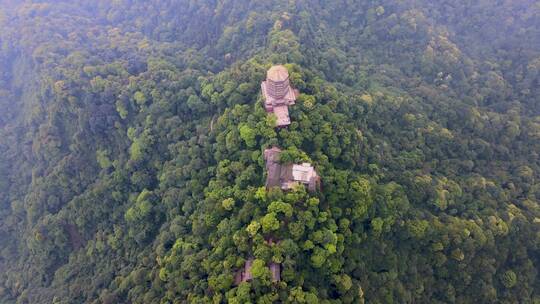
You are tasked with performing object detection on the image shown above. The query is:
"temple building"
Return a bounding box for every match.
[264,146,283,189]
[282,163,320,192]
[269,262,281,283]
[233,257,280,284]
[230,63,323,288]
[261,65,298,127]
[266,238,281,283]
[264,146,320,193]
[234,258,254,285]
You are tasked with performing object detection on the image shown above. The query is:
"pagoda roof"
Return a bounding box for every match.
[267,65,289,82]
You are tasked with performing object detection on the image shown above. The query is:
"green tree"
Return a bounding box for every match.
[261,213,280,233]
[501,270,517,288]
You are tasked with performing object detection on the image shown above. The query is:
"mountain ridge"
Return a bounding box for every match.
[0,1,539,303]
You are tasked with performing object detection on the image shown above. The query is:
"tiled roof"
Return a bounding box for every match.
[265,147,282,188]
[243,258,253,281]
[269,263,281,282]
[273,105,291,126]
[292,163,317,183]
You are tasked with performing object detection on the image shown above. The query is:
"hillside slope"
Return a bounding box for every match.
[0,1,539,303]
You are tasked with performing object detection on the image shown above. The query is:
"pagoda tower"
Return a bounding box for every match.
[261,65,297,127]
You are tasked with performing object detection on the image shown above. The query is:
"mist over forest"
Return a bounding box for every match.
[0,1,539,303]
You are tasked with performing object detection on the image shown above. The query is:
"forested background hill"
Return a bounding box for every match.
[0,1,539,303]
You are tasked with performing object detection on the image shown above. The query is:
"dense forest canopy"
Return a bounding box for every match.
[0,0,539,303]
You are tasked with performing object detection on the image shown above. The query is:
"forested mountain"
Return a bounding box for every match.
[1,1,539,303]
